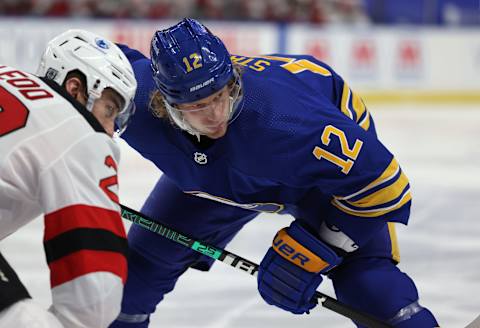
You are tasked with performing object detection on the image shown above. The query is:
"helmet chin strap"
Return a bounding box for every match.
[163,99,201,140]
[85,88,102,113]
[226,74,244,125]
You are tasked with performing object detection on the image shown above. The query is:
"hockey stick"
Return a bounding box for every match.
[466,314,480,328]
[120,204,393,328]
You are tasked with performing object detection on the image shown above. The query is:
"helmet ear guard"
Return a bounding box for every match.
[150,18,243,137]
[37,29,137,135]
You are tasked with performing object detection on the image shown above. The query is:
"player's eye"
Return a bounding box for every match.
[194,103,207,109]
[105,104,119,118]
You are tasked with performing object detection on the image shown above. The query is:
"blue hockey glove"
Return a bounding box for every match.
[258,221,342,314]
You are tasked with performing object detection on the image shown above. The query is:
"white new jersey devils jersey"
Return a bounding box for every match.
[0,65,128,328]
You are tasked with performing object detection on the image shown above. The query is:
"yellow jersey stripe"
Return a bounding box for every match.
[388,222,401,263]
[259,55,292,63]
[340,83,373,130]
[359,110,371,131]
[231,55,247,62]
[343,172,409,208]
[351,92,367,121]
[341,83,354,120]
[339,158,400,201]
[331,189,411,217]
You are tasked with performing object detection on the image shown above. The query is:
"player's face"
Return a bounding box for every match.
[176,85,231,139]
[91,88,125,137]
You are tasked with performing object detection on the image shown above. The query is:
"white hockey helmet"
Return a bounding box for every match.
[36,29,137,135]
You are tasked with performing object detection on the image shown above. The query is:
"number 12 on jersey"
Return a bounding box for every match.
[313,125,363,175]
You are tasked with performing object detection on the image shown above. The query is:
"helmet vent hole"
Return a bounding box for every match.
[74,36,87,43]
[111,71,121,81]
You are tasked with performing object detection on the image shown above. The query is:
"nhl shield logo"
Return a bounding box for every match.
[194,152,208,165]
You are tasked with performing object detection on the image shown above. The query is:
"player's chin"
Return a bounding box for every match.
[205,123,227,139]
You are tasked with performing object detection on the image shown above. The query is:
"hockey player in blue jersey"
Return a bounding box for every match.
[110,19,439,327]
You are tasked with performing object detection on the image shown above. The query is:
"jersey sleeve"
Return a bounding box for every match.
[38,133,128,328]
[298,114,410,248]
[269,80,409,250]
[254,55,408,248]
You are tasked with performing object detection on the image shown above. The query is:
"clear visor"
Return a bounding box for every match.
[86,86,136,137]
[164,74,242,135]
[114,99,136,136]
[174,87,231,127]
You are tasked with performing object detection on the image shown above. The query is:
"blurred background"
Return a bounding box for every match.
[0,0,479,24]
[1,0,480,104]
[1,1,480,328]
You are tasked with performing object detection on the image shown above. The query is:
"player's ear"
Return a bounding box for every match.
[64,77,87,104]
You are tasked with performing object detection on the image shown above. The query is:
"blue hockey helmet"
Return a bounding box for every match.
[150,18,234,105]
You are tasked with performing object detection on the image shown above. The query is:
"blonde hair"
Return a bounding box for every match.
[149,64,244,120]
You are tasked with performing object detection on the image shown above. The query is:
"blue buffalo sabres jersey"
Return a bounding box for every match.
[120,45,411,250]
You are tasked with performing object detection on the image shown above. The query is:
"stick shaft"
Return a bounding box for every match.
[120,204,392,328]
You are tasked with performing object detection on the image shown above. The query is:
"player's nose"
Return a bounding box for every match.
[207,102,226,121]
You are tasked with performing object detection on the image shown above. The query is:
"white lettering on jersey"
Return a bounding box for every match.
[0,66,53,101]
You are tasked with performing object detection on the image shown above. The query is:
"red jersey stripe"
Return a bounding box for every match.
[48,249,127,288]
[44,204,125,241]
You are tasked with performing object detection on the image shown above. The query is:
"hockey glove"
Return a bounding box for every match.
[257,220,342,314]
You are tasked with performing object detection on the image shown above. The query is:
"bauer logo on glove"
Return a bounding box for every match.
[273,226,339,273]
[257,221,343,314]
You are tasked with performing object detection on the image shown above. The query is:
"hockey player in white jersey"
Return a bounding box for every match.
[0,29,137,328]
